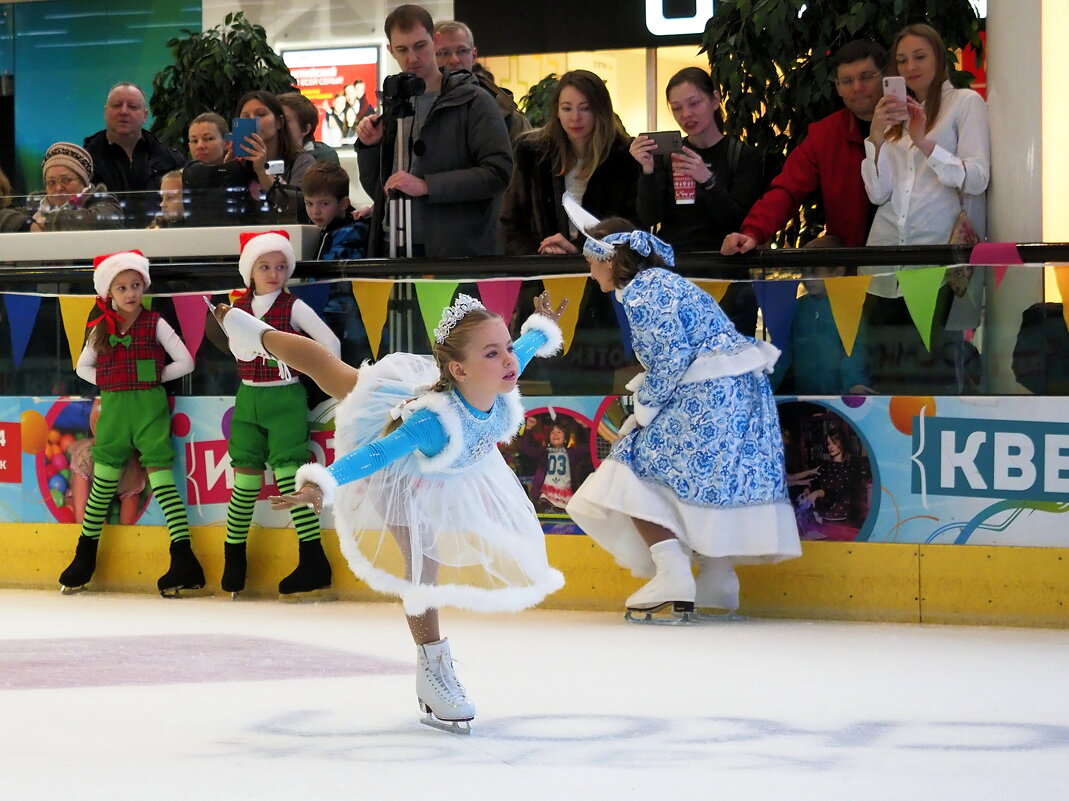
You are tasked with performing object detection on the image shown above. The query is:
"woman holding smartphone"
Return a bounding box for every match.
[500,70,639,255]
[631,67,767,335]
[235,91,315,191]
[860,24,990,394]
[862,24,989,248]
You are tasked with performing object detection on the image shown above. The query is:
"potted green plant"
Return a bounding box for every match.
[702,0,982,246]
[519,73,560,128]
[149,12,295,150]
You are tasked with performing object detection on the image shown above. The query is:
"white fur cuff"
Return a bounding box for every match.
[295,462,338,508]
[520,314,563,358]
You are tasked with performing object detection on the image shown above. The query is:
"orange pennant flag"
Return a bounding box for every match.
[1053,266,1069,335]
[540,276,588,355]
[823,274,872,356]
[58,295,100,369]
[351,280,394,358]
[692,279,731,304]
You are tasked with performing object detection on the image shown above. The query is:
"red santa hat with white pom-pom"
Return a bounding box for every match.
[93,250,151,299]
[238,230,296,288]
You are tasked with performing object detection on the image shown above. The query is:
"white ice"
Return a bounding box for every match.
[1,588,1067,801]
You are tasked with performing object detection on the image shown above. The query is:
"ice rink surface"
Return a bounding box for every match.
[1,588,1067,801]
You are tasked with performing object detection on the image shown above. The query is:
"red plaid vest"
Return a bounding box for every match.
[97,310,166,391]
[234,292,306,382]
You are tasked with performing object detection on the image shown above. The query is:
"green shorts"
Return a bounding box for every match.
[227,382,311,471]
[92,387,175,470]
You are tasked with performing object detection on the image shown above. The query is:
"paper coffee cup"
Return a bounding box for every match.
[673,171,696,205]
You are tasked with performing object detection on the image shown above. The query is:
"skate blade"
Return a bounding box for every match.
[59,584,88,595]
[692,610,747,623]
[279,588,335,603]
[624,608,700,625]
[420,713,472,735]
[159,585,209,599]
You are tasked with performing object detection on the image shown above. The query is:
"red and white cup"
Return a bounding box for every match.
[673,170,696,205]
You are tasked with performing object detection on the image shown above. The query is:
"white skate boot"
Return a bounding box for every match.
[416,638,475,734]
[220,306,275,362]
[625,538,697,624]
[693,554,745,622]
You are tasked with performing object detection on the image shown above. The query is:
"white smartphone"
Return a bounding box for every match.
[882,76,908,122]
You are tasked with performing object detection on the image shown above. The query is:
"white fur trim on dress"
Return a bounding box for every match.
[519,314,563,358]
[498,388,525,443]
[295,462,338,507]
[405,391,466,473]
[680,340,781,383]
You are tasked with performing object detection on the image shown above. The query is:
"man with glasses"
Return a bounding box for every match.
[722,40,886,253]
[433,20,531,143]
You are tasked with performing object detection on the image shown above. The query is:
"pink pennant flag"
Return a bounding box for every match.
[476,280,522,323]
[970,242,1023,290]
[172,294,212,360]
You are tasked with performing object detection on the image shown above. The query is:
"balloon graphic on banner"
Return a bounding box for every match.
[888,396,936,436]
[20,409,48,454]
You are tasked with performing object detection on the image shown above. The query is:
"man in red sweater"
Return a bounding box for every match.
[721,40,886,253]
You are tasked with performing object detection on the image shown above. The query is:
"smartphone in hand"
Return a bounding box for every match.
[230,118,258,158]
[882,76,908,121]
[639,130,683,156]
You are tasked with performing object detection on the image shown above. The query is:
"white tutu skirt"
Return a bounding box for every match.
[331,353,564,615]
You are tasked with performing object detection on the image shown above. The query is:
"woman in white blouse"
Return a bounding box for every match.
[859,23,990,394]
[863,23,990,248]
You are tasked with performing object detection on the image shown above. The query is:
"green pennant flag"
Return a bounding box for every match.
[414,281,460,345]
[896,266,947,351]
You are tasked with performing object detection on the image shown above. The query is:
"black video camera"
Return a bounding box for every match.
[381,71,426,116]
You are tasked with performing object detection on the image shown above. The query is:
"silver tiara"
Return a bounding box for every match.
[433,294,486,344]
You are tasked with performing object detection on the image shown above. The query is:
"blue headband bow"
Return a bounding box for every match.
[602,231,676,267]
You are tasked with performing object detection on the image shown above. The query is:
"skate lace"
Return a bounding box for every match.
[426,653,469,705]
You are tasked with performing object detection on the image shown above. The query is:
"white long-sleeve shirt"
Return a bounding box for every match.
[76,317,194,386]
[861,81,990,297]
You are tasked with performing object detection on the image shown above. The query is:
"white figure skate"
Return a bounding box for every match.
[625,538,698,625]
[219,305,293,379]
[693,554,746,623]
[416,638,475,734]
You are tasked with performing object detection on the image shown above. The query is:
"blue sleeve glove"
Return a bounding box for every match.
[327,409,447,487]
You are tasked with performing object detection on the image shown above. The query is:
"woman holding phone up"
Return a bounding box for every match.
[863,24,989,248]
[631,68,766,335]
[860,24,990,393]
[235,91,315,192]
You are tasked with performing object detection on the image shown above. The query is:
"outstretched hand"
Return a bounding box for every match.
[534,291,568,323]
[269,483,324,515]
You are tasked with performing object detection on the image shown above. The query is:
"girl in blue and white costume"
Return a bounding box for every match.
[563,196,800,621]
[213,292,566,733]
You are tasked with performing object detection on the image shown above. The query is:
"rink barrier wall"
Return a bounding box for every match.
[2,523,1066,628]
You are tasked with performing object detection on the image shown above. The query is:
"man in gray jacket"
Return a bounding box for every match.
[356,4,513,258]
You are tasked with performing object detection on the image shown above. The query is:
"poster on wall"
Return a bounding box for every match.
[5,393,1069,550]
[282,47,379,146]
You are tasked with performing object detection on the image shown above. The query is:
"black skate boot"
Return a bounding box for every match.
[59,535,99,594]
[221,541,248,599]
[278,539,332,601]
[158,539,207,598]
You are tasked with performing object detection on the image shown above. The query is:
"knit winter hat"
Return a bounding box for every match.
[42,142,94,188]
[93,250,151,298]
[238,230,296,288]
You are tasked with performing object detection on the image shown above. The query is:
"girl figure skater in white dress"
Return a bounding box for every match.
[563,196,800,623]
[213,291,567,732]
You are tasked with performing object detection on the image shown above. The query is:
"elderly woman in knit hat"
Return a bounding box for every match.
[0,142,123,232]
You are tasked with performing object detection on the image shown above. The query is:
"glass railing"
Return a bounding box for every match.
[0,229,1066,398]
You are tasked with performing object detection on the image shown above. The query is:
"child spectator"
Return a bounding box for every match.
[147,169,184,228]
[303,161,371,364]
[770,235,874,396]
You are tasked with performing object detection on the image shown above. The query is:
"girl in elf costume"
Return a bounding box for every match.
[222,230,341,599]
[60,250,202,597]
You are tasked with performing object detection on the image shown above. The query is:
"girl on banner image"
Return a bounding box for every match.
[210,290,567,733]
[562,196,800,622]
[59,250,202,597]
[221,230,341,600]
